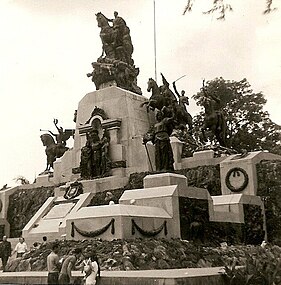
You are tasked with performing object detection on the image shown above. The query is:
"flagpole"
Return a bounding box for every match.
[153,0,157,82]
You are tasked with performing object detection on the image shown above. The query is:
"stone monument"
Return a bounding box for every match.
[13,11,278,247]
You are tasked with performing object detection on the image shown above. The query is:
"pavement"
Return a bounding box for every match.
[0,266,225,277]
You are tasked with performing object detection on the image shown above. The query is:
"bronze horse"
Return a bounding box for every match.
[201,97,227,146]
[40,134,69,172]
[141,78,170,111]
[142,78,193,132]
[95,12,133,63]
[172,87,193,132]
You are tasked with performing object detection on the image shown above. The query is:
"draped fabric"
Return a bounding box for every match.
[71,219,115,238]
[131,219,167,237]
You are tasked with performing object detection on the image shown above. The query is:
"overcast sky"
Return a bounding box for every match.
[0,0,280,187]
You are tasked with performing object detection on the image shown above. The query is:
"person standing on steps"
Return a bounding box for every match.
[0,236,11,271]
[82,252,100,285]
[13,237,28,258]
[47,243,60,285]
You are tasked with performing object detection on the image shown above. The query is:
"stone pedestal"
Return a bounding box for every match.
[144,173,188,192]
[53,149,74,184]
[35,173,54,187]
[52,86,155,184]
[220,151,281,195]
[170,136,183,168]
[193,150,214,160]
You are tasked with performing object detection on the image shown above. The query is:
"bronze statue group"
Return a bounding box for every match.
[80,129,111,179]
[142,73,226,172]
[40,11,227,177]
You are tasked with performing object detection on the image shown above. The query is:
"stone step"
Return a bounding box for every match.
[0,267,225,285]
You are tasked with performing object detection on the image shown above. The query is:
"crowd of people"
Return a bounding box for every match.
[0,236,100,285]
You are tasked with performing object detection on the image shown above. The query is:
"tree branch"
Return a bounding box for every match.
[183,0,277,18]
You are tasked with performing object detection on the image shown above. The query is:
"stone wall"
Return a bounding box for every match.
[7,186,54,238]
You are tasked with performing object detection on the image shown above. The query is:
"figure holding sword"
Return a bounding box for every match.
[172,75,189,111]
[172,75,193,133]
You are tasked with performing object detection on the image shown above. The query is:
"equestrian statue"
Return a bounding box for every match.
[141,73,193,134]
[87,11,142,94]
[40,119,74,172]
[200,79,227,147]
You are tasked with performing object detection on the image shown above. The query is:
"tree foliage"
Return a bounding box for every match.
[183,0,277,19]
[14,175,30,185]
[192,77,281,154]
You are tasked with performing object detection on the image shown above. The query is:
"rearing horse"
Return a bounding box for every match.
[201,97,227,146]
[173,100,193,133]
[96,12,133,64]
[141,78,170,111]
[40,134,69,172]
[96,12,117,59]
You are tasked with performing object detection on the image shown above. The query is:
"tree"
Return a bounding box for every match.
[14,175,30,185]
[192,77,281,154]
[183,0,277,19]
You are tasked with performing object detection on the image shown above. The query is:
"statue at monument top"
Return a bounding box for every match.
[95,11,133,65]
[88,11,142,95]
[109,11,130,41]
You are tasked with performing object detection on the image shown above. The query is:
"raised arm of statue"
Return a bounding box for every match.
[47,130,56,137]
[53,119,62,133]
[161,73,169,87]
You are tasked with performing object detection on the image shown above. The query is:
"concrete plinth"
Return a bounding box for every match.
[66,204,172,240]
[143,173,188,192]
[212,194,266,227]
[22,193,93,245]
[220,151,281,195]
[34,173,54,187]
[73,87,155,176]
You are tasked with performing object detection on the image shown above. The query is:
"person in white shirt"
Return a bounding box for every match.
[13,237,28,258]
[82,252,100,285]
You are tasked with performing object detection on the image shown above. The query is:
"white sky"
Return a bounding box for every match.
[0,0,280,187]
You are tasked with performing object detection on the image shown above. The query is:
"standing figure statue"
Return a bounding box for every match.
[201,79,227,146]
[80,130,111,179]
[143,109,174,172]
